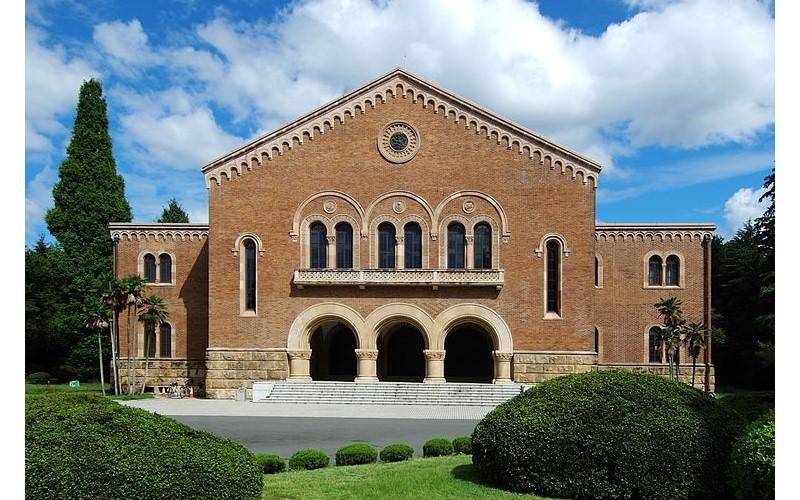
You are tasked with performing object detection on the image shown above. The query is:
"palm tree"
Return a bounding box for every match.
[121,275,147,394]
[101,279,128,395]
[138,294,169,394]
[654,297,686,382]
[684,321,708,389]
[84,301,111,396]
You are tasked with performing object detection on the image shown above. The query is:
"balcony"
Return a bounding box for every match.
[293,268,505,290]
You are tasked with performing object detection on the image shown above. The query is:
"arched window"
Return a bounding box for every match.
[648,255,663,286]
[145,324,156,357]
[649,326,662,363]
[143,254,156,283]
[244,239,256,312]
[335,222,353,269]
[447,222,466,269]
[474,223,492,269]
[404,222,422,269]
[160,323,172,358]
[546,240,561,315]
[665,255,679,286]
[378,222,396,269]
[159,253,172,283]
[310,223,328,269]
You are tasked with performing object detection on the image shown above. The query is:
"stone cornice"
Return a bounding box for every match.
[595,223,715,242]
[109,223,209,242]
[202,68,602,189]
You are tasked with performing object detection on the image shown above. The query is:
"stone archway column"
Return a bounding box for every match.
[287,349,312,381]
[493,351,514,383]
[423,349,446,383]
[354,349,379,383]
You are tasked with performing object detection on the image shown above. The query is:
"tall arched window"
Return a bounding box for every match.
[335,222,353,269]
[244,239,256,312]
[310,223,328,269]
[159,253,172,283]
[546,240,561,315]
[649,326,662,363]
[473,222,492,269]
[143,254,156,283]
[378,222,396,269]
[665,255,679,286]
[160,323,172,358]
[145,324,156,357]
[648,255,663,286]
[447,222,466,269]
[404,222,422,269]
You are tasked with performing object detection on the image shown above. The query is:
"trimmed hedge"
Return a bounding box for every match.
[254,453,287,474]
[730,409,775,500]
[25,393,262,499]
[472,371,745,499]
[335,443,378,466]
[289,448,330,470]
[423,438,454,457]
[452,435,472,455]
[379,443,415,462]
[26,372,52,384]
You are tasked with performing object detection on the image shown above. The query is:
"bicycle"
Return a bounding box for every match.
[166,380,190,399]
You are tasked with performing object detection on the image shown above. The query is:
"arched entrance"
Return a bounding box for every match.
[309,321,357,381]
[377,323,426,382]
[444,323,494,383]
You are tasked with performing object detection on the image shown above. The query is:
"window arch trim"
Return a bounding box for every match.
[643,251,685,289]
[138,250,176,285]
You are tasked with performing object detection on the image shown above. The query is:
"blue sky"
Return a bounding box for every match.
[23,0,776,247]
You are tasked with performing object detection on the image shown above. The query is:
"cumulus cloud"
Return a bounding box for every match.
[721,187,768,239]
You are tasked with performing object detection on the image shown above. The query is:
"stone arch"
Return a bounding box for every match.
[433,303,513,352]
[363,303,435,350]
[287,302,366,350]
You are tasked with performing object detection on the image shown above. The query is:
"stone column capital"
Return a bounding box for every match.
[355,348,378,360]
[287,349,312,360]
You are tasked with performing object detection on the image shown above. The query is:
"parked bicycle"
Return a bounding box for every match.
[166,380,190,399]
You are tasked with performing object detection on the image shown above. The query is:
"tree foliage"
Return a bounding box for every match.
[157,197,190,223]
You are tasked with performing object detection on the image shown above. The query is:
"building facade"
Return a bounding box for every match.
[110,69,714,399]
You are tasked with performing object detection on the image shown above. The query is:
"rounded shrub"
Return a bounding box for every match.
[472,371,745,499]
[26,372,52,384]
[452,435,472,455]
[288,448,330,470]
[423,437,454,457]
[335,443,378,466]
[254,453,287,474]
[25,393,262,499]
[730,409,775,500]
[380,443,415,462]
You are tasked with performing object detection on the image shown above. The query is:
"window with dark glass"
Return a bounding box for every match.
[595,257,599,287]
[648,256,663,286]
[144,254,156,283]
[160,323,172,358]
[473,223,492,269]
[145,324,156,357]
[404,223,422,269]
[649,327,662,363]
[244,239,256,311]
[546,240,560,314]
[665,255,679,286]
[335,222,353,269]
[378,222,396,269]
[310,223,328,269]
[447,222,466,269]
[159,253,172,283]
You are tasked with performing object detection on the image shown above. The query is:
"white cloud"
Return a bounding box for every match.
[721,186,768,239]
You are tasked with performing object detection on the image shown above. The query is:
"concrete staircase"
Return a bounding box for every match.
[252,380,528,406]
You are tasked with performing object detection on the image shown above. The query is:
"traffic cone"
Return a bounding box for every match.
[189,387,194,398]
[161,387,166,398]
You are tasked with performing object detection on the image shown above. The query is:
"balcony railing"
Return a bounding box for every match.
[293,268,505,290]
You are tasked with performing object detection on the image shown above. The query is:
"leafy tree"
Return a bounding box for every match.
[157,197,190,223]
[39,78,132,381]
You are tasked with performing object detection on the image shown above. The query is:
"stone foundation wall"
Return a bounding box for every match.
[595,363,715,393]
[116,358,206,394]
[205,348,289,399]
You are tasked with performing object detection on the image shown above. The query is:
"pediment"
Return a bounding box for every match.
[202,68,601,188]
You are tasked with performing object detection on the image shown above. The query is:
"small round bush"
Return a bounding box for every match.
[288,449,330,470]
[380,443,415,462]
[254,453,286,474]
[335,443,378,466]
[423,437,454,457]
[25,393,262,499]
[730,409,775,500]
[26,372,52,384]
[472,371,745,499]
[452,436,472,455]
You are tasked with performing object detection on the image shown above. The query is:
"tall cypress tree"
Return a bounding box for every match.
[43,78,132,379]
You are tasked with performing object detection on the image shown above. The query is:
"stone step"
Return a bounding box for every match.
[252,381,529,406]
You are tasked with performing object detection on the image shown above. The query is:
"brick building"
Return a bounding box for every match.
[110,69,714,398]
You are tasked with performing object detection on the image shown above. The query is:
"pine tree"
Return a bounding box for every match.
[157,197,190,223]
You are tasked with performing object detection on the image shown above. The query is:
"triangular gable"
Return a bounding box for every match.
[202,68,602,188]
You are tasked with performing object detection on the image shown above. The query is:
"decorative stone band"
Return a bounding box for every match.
[354,349,379,360]
[293,268,504,290]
